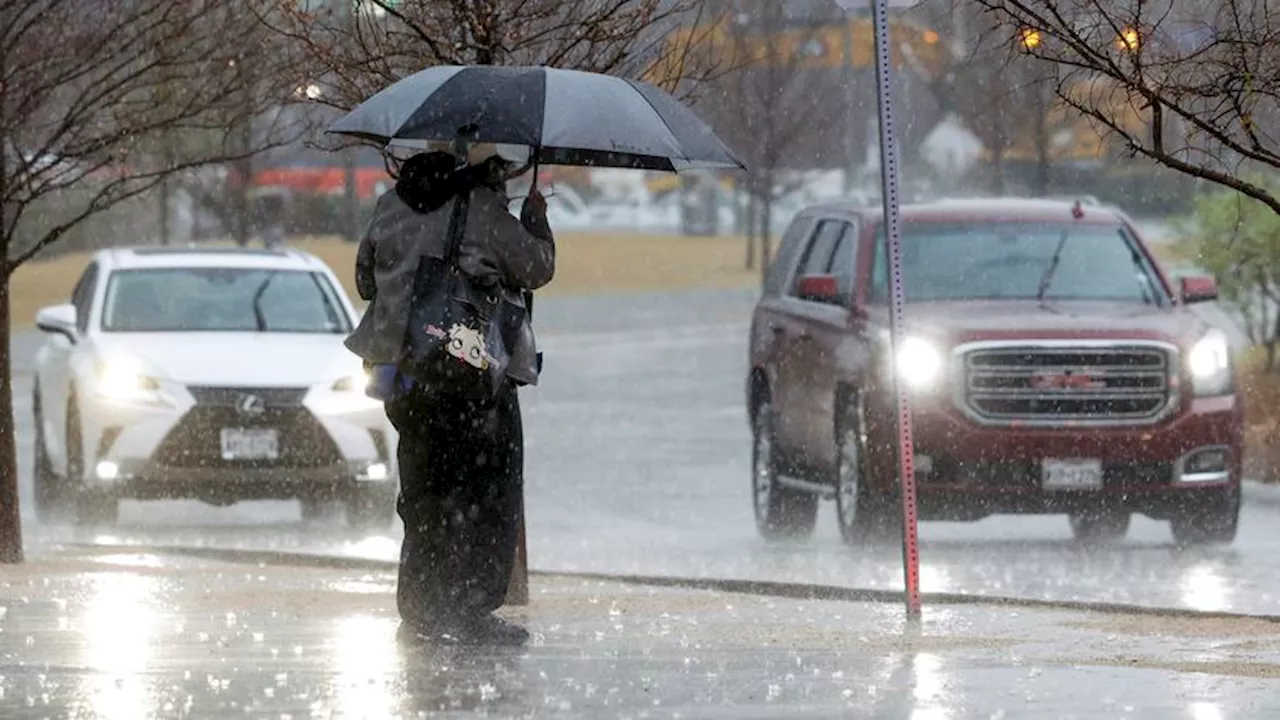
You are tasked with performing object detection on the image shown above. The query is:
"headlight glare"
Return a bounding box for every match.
[1187,329,1231,396]
[332,369,371,394]
[895,337,942,390]
[96,358,160,401]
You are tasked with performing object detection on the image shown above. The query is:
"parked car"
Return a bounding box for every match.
[31,246,397,529]
[747,198,1241,546]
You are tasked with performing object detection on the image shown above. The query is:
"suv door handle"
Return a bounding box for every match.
[770,324,785,335]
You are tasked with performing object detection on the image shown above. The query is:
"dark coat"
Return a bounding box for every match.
[344,160,554,386]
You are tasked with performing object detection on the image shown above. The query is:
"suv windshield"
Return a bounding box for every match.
[869,221,1166,305]
[101,267,351,333]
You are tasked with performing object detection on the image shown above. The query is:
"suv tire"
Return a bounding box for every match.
[835,392,898,545]
[752,401,817,541]
[1171,488,1240,546]
[1069,509,1130,544]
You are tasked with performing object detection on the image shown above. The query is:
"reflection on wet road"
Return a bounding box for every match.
[15,290,1280,615]
[3,555,1278,719]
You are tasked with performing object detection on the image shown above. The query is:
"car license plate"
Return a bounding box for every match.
[220,428,280,460]
[1041,458,1103,491]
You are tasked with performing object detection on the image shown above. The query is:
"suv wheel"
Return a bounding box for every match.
[1171,489,1240,546]
[1068,509,1130,544]
[32,389,70,523]
[835,392,897,545]
[752,401,817,541]
[346,489,396,531]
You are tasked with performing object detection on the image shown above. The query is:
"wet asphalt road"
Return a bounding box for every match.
[7,551,1279,719]
[12,288,1280,615]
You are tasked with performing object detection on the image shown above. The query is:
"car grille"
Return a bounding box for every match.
[959,344,1174,426]
[153,386,341,470]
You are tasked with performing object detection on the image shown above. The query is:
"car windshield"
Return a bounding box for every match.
[869,221,1167,305]
[101,267,352,333]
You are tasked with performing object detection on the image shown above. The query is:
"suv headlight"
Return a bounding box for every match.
[1186,328,1232,397]
[896,336,943,391]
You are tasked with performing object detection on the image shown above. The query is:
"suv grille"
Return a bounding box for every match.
[153,386,340,470]
[960,345,1173,425]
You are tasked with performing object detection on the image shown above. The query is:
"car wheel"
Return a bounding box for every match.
[752,401,817,541]
[32,389,70,523]
[835,392,900,546]
[299,497,332,521]
[65,397,117,527]
[75,492,119,526]
[1170,489,1240,546]
[345,489,396,531]
[1068,509,1130,544]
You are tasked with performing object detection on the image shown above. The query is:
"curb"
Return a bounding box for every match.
[67,542,1280,625]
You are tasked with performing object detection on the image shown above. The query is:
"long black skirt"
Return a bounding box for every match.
[385,382,523,628]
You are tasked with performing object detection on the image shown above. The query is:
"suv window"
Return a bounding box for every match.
[790,220,843,294]
[70,262,99,332]
[764,215,814,297]
[827,224,858,305]
[790,219,857,305]
[869,221,1167,305]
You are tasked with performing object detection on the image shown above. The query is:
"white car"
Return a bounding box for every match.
[31,246,397,528]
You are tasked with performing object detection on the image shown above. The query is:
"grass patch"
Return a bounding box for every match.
[9,232,759,329]
[1237,348,1280,482]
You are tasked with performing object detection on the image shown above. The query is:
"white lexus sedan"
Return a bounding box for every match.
[31,246,397,529]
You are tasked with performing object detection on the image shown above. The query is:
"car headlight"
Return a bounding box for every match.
[95,357,160,401]
[895,336,943,391]
[1187,328,1232,397]
[332,368,371,394]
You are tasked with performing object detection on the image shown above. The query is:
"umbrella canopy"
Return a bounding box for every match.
[327,65,745,173]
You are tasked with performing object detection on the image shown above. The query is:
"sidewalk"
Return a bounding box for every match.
[2,547,1278,719]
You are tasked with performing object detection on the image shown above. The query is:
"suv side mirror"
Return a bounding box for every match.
[796,274,839,304]
[36,304,78,343]
[1179,275,1218,304]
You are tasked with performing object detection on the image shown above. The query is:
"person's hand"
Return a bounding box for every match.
[523,187,547,216]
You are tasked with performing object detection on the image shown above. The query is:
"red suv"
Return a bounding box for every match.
[747,198,1241,546]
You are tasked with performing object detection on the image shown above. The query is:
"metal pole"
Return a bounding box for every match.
[870,0,922,621]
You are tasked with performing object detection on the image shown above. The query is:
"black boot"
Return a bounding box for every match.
[459,614,529,646]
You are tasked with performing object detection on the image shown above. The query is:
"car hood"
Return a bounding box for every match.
[885,300,1212,349]
[93,333,362,387]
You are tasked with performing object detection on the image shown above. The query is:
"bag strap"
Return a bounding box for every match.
[443,188,472,266]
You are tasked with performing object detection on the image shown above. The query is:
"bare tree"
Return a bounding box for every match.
[699,1,845,273]
[261,0,727,118]
[0,0,311,562]
[972,0,1280,215]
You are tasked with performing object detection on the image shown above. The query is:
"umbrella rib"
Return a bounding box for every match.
[621,79,692,165]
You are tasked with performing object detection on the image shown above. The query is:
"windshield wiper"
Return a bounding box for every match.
[1036,230,1070,305]
[251,272,278,332]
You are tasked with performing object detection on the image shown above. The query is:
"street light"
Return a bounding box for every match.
[1117,27,1140,52]
[1019,27,1043,50]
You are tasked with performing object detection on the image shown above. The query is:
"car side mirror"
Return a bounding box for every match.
[796,274,840,304]
[1179,275,1218,304]
[35,303,78,343]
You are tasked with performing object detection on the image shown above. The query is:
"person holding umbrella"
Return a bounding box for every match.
[345,142,552,646]
[330,63,744,647]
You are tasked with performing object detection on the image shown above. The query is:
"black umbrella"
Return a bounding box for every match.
[327,65,745,172]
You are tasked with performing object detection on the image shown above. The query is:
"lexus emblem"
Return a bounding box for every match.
[235,393,266,417]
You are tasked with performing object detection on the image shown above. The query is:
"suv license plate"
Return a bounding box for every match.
[1042,459,1103,491]
[220,428,280,460]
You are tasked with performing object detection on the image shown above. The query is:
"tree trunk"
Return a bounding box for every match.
[344,149,359,244]
[158,177,171,245]
[0,271,23,563]
[761,194,773,284]
[1033,90,1050,196]
[991,147,1006,195]
[745,191,757,270]
[1270,307,1280,371]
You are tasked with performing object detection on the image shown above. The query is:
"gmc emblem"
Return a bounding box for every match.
[1029,369,1105,390]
